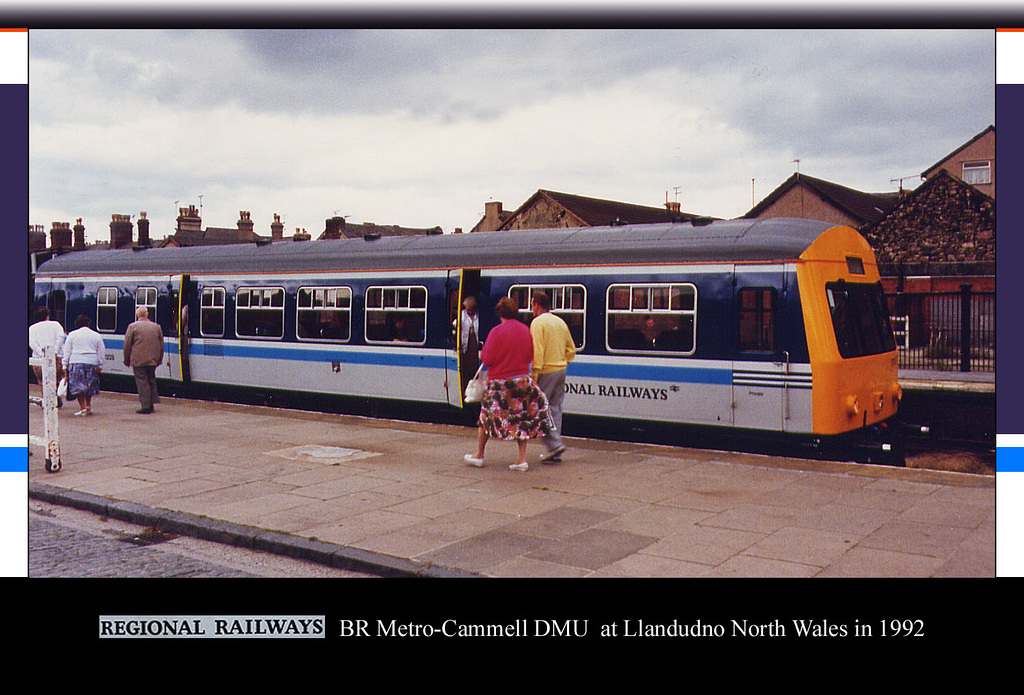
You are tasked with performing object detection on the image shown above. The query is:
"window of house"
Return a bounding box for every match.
[297,286,352,342]
[606,283,696,354]
[962,160,992,185]
[738,288,776,352]
[365,285,427,345]
[136,286,157,320]
[97,286,118,333]
[236,287,285,339]
[508,284,586,349]
[200,287,226,337]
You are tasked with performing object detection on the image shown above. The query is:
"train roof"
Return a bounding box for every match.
[35,217,839,277]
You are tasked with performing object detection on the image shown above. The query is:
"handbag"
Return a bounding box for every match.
[464,366,487,403]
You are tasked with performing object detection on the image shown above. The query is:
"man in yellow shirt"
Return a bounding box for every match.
[530,293,576,462]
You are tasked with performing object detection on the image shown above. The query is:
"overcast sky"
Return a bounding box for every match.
[28,28,994,243]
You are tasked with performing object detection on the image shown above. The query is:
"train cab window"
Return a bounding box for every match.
[136,287,157,320]
[738,288,776,352]
[297,286,352,342]
[97,287,118,333]
[826,282,897,359]
[235,287,285,339]
[365,285,426,345]
[606,283,696,354]
[508,284,586,349]
[200,287,226,337]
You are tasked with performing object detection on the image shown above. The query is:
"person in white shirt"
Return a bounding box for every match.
[62,314,106,416]
[28,307,66,405]
[458,296,481,396]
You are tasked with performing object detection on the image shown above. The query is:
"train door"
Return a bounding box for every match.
[173,274,192,386]
[732,267,789,432]
[445,268,481,407]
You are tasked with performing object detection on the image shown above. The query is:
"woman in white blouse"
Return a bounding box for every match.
[62,315,106,416]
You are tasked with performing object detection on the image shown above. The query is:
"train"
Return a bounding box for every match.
[31,217,903,460]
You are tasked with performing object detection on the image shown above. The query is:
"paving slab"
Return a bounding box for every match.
[28,392,995,578]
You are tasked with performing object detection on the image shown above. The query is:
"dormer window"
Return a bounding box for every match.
[962,160,992,185]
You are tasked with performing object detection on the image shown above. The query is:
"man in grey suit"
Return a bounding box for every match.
[123,306,164,414]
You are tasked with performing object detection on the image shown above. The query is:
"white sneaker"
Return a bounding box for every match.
[509,462,529,472]
[464,454,484,468]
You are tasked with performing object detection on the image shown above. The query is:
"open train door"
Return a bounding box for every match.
[445,268,481,407]
[173,274,192,388]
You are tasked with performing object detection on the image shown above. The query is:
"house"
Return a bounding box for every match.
[159,207,267,247]
[742,173,898,229]
[864,169,994,293]
[470,189,705,233]
[318,215,442,240]
[921,125,994,199]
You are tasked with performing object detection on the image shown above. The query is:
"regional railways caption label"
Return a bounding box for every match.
[99,615,325,639]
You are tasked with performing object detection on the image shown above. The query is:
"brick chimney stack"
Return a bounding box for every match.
[50,221,72,250]
[73,218,87,250]
[110,214,134,249]
[271,213,284,241]
[665,201,681,213]
[323,216,345,239]
[176,205,202,233]
[137,212,150,247]
[237,210,254,237]
[29,224,47,252]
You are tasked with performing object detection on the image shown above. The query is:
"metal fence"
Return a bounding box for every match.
[886,284,994,373]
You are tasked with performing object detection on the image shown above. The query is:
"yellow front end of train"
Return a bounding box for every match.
[796,225,901,436]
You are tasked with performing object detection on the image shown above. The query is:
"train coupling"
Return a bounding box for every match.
[902,423,931,437]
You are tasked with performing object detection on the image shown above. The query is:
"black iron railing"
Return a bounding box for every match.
[886,284,994,373]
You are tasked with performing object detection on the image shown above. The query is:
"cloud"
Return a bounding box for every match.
[29,28,994,240]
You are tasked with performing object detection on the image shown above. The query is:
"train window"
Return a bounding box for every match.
[200,287,226,337]
[738,288,776,352]
[136,287,157,320]
[97,287,117,333]
[826,282,897,359]
[297,286,352,342]
[235,287,285,339]
[508,284,586,349]
[365,285,427,345]
[606,283,696,354]
[49,289,67,330]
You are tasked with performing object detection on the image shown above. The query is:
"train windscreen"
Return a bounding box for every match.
[826,282,897,359]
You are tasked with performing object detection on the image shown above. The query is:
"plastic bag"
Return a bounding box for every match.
[57,377,68,399]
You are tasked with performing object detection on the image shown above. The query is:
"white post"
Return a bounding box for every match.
[31,345,61,473]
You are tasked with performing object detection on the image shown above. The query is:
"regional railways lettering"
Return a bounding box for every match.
[566,383,669,400]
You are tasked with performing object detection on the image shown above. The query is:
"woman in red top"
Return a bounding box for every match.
[465,297,550,471]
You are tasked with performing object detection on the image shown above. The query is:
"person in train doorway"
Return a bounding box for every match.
[464,297,550,472]
[29,306,66,407]
[123,306,164,414]
[530,292,576,463]
[459,295,481,396]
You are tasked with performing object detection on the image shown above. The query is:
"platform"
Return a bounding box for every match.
[28,392,994,578]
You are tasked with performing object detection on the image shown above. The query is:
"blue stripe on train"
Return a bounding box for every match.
[104,338,745,386]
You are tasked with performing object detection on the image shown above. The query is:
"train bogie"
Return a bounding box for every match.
[32,218,900,444]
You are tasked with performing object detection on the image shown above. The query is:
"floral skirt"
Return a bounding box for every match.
[67,363,101,399]
[478,374,551,441]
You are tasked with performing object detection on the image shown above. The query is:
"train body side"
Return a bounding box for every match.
[31,218,899,439]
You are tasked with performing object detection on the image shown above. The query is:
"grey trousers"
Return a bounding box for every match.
[536,369,566,452]
[132,366,159,410]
